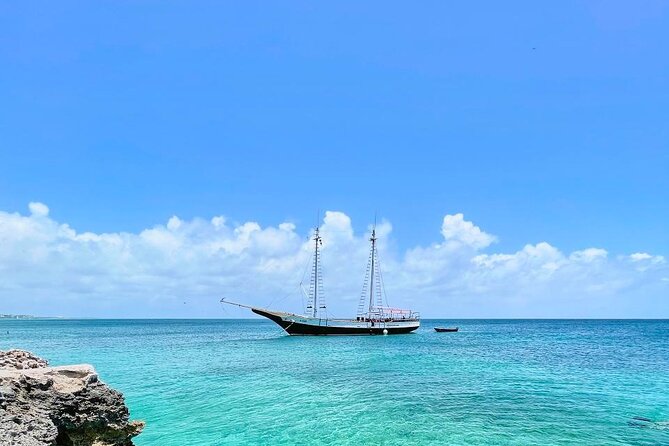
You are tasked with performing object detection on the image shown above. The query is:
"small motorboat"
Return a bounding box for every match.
[434,327,459,332]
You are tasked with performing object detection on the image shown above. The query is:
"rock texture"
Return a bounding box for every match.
[0,350,144,446]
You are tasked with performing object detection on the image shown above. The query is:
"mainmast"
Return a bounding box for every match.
[358,223,386,318]
[368,228,376,315]
[313,227,320,317]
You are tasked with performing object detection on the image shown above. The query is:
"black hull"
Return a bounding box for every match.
[252,309,419,336]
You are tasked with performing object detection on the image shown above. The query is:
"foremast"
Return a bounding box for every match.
[305,226,326,318]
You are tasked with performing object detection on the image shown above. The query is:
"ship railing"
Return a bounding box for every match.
[358,307,420,322]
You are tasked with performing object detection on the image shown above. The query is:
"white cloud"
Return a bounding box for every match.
[569,248,608,263]
[166,216,182,231]
[473,242,564,273]
[627,252,666,273]
[630,252,665,263]
[630,252,652,261]
[441,213,496,249]
[0,204,667,318]
[211,216,225,228]
[28,202,49,217]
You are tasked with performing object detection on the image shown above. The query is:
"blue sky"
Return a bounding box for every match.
[0,1,668,317]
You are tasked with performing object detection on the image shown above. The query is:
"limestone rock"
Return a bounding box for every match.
[0,349,49,369]
[0,350,144,446]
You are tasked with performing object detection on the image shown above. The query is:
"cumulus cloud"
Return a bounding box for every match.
[441,213,496,249]
[28,202,49,217]
[0,204,667,318]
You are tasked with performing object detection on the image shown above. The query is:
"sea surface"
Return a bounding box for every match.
[2,319,668,445]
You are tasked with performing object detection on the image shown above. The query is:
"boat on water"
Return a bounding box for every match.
[221,224,420,335]
[434,327,459,332]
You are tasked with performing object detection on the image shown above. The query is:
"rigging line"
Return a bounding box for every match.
[300,288,305,315]
[371,243,383,305]
[358,241,374,315]
[377,255,390,308]
[265,249,314,311]
[262,229,315,309]
[266,283,301,310]
[300,253,313,284]
[257,257,295,309]
[220,302,231,317]
[269,242,314,312]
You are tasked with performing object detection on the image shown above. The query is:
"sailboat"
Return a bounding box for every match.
[221,224,420,335]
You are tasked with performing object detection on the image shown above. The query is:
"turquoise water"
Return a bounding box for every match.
[2,319,668,445]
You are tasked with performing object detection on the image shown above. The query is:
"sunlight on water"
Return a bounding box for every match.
[2,319,668,445]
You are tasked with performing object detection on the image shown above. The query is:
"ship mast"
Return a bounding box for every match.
[358,220,386,318]
[368,228,376,315]
[306,226,324,318]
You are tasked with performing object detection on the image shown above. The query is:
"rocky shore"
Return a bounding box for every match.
[0,350,144,446]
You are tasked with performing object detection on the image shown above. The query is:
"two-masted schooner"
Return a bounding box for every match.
[221,224,420,335]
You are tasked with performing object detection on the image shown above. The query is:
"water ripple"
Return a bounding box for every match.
[1,319,668,445]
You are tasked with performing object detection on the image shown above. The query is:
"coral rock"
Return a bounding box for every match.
[0,350,144,446]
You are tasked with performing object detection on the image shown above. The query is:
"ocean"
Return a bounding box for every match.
[2,319,668,445]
